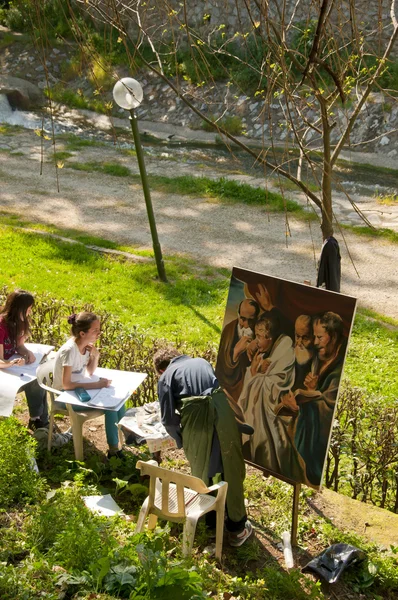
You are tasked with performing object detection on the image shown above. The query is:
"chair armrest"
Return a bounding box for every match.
[38,382,61,396]
[207,481,228,493]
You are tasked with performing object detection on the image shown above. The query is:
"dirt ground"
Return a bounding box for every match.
[0,129,397,319]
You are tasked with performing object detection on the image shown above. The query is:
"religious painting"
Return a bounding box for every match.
[215,267,357,490]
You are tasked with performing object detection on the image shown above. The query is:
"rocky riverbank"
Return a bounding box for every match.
[1,26,397,156]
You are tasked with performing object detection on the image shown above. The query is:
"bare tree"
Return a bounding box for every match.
[26,0,398,239]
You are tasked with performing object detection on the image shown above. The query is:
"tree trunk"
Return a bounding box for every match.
[321,116,334,240]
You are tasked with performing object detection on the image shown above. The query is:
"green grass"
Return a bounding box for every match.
[0,32,16,50]
[0,219,228,346]
[57,134,108,151]
[342,224,398,244]
[68,161,131,177]
[0,215,396,400]
[135,174,304,212]
[344,310,398,402]
[277,178,319,194]
[358,307,398,328]
[44,86,109,115]
[52,151,73,161]
[202,115,244,136]
[337,159,398,177]
[375,192,398,206]
[57,157,305,212]
[0,123,25,135]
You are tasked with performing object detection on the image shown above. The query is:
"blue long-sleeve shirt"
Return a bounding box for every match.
[157,355,218,448]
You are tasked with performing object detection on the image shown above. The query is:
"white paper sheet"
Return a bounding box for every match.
[56,368,147,412]
[0,343,55,417]
[83,494,123,517]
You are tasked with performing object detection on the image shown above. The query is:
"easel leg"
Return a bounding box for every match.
[291,483,301,546]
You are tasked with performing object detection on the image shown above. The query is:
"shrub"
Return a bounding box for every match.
[0,416,45,508]
[202,115,244,136]
[88,58,115,91]
[25,486,115,571]
[326,383,398,512]
[5,0,84,37]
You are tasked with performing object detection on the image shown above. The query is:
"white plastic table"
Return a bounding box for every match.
[0,343,54,417]
[55,368,147,412]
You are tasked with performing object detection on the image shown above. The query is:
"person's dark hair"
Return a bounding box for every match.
[69,312,99,338]
[238,298,260,318]
[314,311,343,344]
[0,289,34,344]
[153,346,181,374]
[255,311,281,341]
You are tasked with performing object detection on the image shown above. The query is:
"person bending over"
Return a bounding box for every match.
[53,311,125,458]
[0,289,48,430]
[153,347,252,547]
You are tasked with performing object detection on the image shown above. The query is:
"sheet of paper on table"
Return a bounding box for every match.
[0,343,55,417]
[57,369,147,411]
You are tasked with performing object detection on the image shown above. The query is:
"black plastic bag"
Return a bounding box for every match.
[302,543,366,583]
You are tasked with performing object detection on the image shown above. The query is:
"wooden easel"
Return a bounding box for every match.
[245,460,302,545]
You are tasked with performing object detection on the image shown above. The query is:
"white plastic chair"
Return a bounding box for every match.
[135,460,228,560]
[36,357,105,461]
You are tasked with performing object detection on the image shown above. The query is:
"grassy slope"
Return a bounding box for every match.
[0,218,397,400]
[0,222,229,346]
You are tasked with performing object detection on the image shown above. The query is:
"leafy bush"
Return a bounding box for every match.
[202,115,244,136]
[44,85,110,115]
[0,416,45,508]
[5,0,84,37]
[88,58,115,91]
[25,486,115,571]
[326,383,398,512]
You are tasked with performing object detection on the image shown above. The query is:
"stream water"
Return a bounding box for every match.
[0,94,397,198]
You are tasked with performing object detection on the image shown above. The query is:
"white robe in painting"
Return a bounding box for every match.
[238,334,307,482]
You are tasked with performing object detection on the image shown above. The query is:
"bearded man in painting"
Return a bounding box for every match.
[216,299,260,403]
[294,311,346,486]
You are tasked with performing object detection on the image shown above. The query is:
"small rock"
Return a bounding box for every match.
[203,544,216,556]
[380,136,390,146]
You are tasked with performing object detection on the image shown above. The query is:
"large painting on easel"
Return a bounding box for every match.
[215,267,357,489]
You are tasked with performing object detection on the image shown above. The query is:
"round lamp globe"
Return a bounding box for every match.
[113,78,143,110]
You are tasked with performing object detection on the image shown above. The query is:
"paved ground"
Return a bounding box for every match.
[0,128,397,319]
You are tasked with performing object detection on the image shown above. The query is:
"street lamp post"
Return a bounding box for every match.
[113,77,167,283]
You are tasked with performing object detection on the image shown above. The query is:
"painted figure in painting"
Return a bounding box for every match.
[238,312,307,482]
[292,315,315,391]
[216,299,260,402]
[293,311,346,485]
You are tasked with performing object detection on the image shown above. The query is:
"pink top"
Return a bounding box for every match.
[0,317,17,360]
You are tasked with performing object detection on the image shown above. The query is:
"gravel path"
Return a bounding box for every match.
[0,129,397,319]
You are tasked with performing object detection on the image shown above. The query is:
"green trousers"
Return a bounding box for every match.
[180,388,246,525]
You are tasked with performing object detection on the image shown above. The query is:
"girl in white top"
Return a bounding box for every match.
[54,311,125,457]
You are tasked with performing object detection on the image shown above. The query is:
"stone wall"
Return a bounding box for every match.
[130,71,397,158]
[0,16,396,157]
[109,0,397,55]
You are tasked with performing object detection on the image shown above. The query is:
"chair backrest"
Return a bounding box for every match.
[137,460,210,519]
[36,357,61,395]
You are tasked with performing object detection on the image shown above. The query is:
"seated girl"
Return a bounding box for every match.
[53,311,125,458]
[0,289,49,430]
